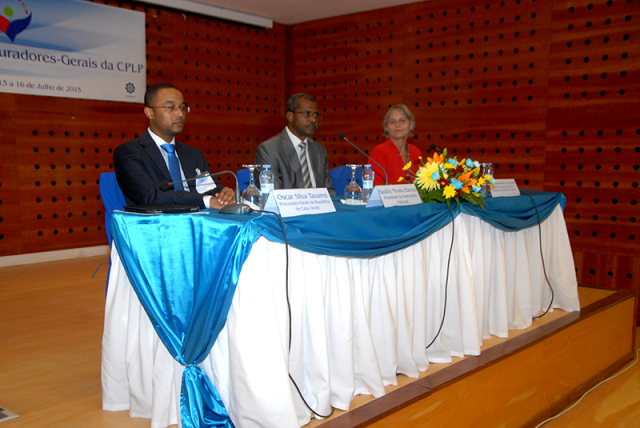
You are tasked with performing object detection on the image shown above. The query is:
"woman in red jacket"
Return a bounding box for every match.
[370,104,423,186]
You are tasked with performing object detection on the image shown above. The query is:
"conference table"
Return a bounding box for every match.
[101,191,580,428]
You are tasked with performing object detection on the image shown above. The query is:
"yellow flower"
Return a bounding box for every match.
[484,174,493,181]
[418,156,423,160]
[415,162,442,191]
[398,176,406,183]
[402,161,412,171]
[443,185,456,199]
[477,177,486,186]
[444,162,455,169]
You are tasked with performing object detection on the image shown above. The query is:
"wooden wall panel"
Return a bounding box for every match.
[403,0,553,189]
[545,0,640,306]
[0,97,20,253]
[13,96,145,255]
[171,17,286,177]
[0,0,286,256]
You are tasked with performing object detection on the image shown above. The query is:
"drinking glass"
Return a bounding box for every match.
[480,163,494,196]
[344,164,362,199]
[242,164,261,205]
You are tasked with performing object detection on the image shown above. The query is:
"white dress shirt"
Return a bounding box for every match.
[285,126,317,188]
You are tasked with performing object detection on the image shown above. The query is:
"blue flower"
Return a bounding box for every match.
[451,179,463,190]
[431,171,440,180]
[472,184,481,193]
[465,158,475,168]
[447,158,458,167]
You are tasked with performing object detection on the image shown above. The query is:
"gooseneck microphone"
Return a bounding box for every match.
[338,133,389,185]
[159,171,209,191]
[430,144,444,153]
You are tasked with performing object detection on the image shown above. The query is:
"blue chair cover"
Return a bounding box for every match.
[237,169,250,192]
[99,172,126,244]
[330,165,363,196]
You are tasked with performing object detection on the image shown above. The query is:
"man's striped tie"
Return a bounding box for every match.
[299,141,311,188]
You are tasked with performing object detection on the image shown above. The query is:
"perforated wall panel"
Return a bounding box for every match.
[545,0,639,293]
[0,0,286,256]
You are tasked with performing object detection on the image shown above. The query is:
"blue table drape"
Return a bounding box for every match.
[111,214,260,428]
[460,190,566,231]
[251,191,565,258]
[253,198,456,258]
[110,190,565,427]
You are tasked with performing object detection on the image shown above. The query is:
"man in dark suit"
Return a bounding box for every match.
[254,93,336,196]
[114,83,234,209]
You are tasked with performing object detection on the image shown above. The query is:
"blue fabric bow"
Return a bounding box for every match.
[112,214,259,428]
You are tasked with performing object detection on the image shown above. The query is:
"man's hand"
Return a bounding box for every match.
[212,186,235,207]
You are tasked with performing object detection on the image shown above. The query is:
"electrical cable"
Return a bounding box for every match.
[522,193,555,320]
[92,260,110,277]
[534,348,640,427]
[254,208,335,420]
[426,204,455,349]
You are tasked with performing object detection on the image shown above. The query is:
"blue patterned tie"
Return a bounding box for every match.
[299,141,311,188]
[161,144,184,191]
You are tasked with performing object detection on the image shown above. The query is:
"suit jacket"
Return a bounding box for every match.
[254,128,336,196]
[113,130,225,208]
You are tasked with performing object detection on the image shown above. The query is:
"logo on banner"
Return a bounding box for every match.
[0,0,32,42]
[125,82,135,94]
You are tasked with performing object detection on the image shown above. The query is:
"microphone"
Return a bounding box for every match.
[338,133,389,185]
[211,170,252,214]
[430,144,444,153]
[159,171,209,191]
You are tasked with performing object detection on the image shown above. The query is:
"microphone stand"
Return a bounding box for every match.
[212,170,252,214]
[338,133,389,185]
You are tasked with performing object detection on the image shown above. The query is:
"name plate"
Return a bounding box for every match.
[490,179,521,197]
[366,184,422,208]
[263,188,336,217]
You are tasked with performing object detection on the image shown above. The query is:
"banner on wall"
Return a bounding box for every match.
[0,0,146,103]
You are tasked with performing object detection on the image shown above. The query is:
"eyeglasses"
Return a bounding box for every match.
[293,110,323,120]
[149,104,190,114]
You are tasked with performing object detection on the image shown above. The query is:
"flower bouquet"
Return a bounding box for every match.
[399,148,494,210]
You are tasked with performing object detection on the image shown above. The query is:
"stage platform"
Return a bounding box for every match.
[310,286,638,428]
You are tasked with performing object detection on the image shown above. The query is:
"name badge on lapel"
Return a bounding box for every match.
[194,169,217,194]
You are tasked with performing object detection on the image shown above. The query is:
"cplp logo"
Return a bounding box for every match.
[0,0,32,42]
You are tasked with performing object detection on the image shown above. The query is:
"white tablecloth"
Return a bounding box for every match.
[101,206,580,428]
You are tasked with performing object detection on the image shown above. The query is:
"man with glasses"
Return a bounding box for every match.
[254,93,336,195]
[114,83,234,209]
